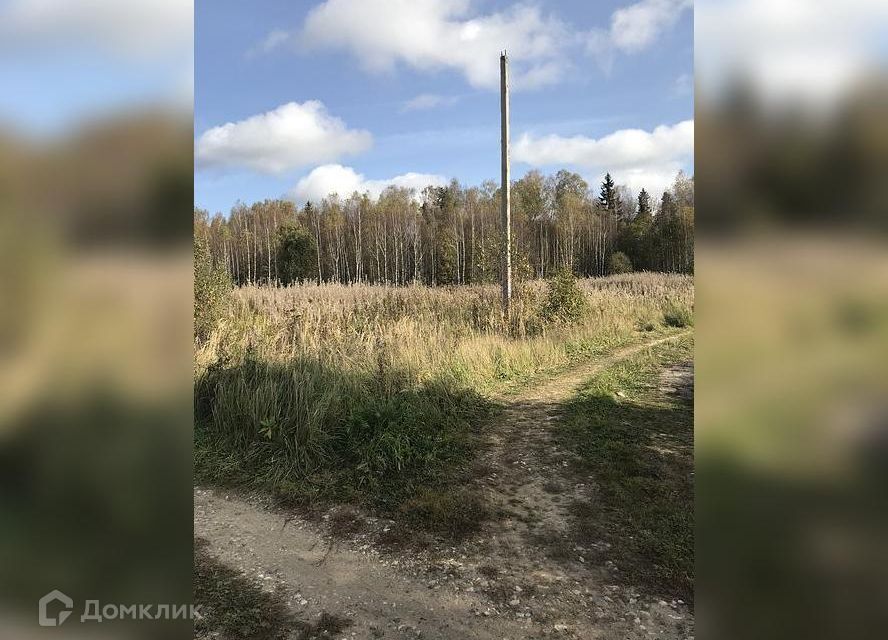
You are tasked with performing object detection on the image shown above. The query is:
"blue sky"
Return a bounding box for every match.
[6,0,886,219]
[0,0,192,135]
[195,0,694,215]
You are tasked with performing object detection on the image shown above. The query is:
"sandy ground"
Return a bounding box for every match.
[194,334,694,639]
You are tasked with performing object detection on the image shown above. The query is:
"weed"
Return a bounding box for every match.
[327,506,364,538]
[662,301,693,328]
[540,269,589,325]
[399,488,487,538]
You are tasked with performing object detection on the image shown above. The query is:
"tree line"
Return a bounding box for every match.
[194,170,694,287]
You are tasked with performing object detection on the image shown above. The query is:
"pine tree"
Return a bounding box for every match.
[598,172,617,211]
[636,189,652,220]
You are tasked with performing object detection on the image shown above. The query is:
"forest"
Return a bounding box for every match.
[195,170,694,286]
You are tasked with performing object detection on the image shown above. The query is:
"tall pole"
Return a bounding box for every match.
[500,51,512,320]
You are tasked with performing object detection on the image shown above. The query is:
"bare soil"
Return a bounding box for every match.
[194,334,694,639]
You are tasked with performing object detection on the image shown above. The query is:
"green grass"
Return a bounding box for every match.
[399,487,488,538]
[194,538,352,640]
[663,301,694,328]
[194,359,494,529]
[558,336,694,604]
[194,275,693,538]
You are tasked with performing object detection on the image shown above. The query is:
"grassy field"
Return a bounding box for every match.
[558,336,694,604]
[194,272,693,517]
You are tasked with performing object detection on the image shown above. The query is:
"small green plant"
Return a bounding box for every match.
[400,488,487,538]
[607,251,633,274]
[541,268,589,325]
[194,235,232,342]
[662,302,693,328]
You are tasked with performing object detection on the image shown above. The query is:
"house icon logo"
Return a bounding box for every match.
[39,590,73,627]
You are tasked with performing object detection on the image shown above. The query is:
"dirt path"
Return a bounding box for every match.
[480,333,693,555]
[194,333,694,640]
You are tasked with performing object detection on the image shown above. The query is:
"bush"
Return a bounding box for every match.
[662,302,693,328]
[194,236,232,342]
[277,224,318,285]
[608,251,633,274]
[541,268,589,325]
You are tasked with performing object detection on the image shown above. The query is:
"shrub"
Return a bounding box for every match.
[277,224,318,285]
[541,268,589,325]
[608,251,633,274]
[662,302,693,328]
[194,236,231,342]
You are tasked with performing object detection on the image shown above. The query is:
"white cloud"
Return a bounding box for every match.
[0,0,192,60]
[401,94,460,112]
[673,72,693,97]
[254,0,693,88]
[196,101,372,174]
[265,0,570,90]
[611,0,692,53]
[599,167,684,199]
[289,164,448,203]
[246,29,290,59]
[514,119,693,197]
[586,0,691,69]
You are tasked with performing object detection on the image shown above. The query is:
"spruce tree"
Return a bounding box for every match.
[636,188,652,220]
[598,172,617,211]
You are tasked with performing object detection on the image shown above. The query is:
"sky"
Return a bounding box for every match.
[0,0,193,134]
[194,0,694,215]
[4,0,886,218]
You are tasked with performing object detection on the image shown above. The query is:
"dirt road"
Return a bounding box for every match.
[194,334,694,639]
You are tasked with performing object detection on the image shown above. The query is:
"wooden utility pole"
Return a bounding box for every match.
[500,51,512,320]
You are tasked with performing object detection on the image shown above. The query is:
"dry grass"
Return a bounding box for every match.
[197,272,693,393]
[194,272,693,511]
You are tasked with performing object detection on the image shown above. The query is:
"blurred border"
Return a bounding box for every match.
[696,1,888,638]
[0,1,194,637]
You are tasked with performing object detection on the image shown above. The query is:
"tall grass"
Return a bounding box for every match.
[194,273,693,510]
